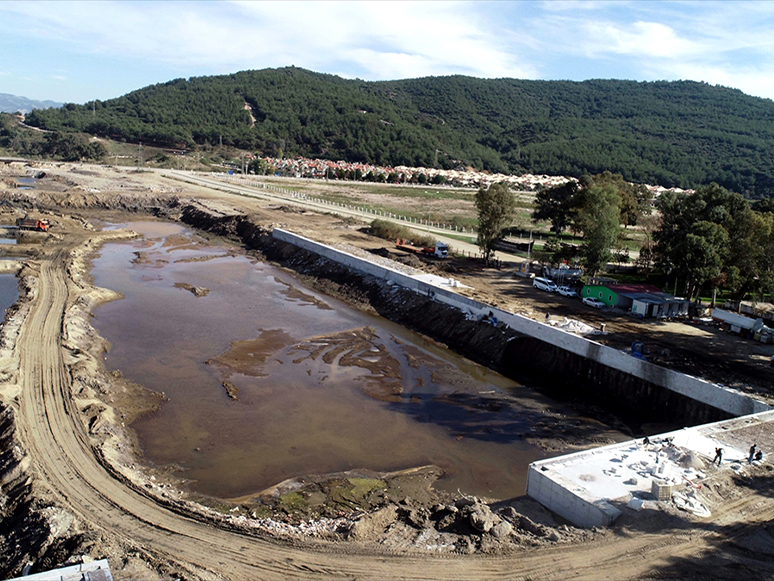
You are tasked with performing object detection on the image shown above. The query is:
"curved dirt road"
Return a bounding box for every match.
[12,233,774,580]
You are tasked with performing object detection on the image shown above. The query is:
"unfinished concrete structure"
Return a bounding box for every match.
[527,410,774,528]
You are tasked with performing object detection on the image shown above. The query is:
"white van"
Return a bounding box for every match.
[533,277,557,292]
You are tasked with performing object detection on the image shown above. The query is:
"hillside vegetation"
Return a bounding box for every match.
[24,67,774,197]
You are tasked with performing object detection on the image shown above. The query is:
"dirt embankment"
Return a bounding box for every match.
[0,261,91,577]
[0,402,89,575]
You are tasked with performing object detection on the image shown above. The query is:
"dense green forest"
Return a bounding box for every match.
[24,67,774,197]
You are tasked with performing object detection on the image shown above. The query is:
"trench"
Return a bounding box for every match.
[91,221,626,503]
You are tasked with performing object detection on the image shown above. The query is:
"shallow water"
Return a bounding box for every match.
[91,222,611,500]
[0,274,18,315]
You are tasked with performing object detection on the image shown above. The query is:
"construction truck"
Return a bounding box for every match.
[396,238,448,259]
[16,216,50,232]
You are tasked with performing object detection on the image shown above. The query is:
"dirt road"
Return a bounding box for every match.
[3,223,771,580]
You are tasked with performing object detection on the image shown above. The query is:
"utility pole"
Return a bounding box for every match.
[92,100,96,117]
[138,143,143,168]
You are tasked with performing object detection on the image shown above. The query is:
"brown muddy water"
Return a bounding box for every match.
[91,222,619,501]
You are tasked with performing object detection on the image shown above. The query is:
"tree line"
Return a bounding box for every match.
[0,115,106,161]
[20,67,774,197]
[522,174,774,302]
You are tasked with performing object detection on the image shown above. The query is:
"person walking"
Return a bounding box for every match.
[749,444,757,463]
[713,447,724,466]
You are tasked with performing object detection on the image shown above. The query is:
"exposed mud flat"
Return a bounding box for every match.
[89,223,617,504]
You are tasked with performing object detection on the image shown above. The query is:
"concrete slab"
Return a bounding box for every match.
[411,273,471,289]
[6,559,113,581]
[528,410,774,528]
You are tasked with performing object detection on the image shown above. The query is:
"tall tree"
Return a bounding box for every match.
[581,171,650,227]
[475,182,515,261]
[654,183,760,300]
[681,221,729,300]
[573,185,622,275]
[531,180,579,234]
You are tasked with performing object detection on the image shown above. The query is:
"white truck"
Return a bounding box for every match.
[395,239,449,258]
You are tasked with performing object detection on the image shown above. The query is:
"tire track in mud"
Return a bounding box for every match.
[10,231,774,580]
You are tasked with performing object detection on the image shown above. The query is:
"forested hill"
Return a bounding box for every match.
[25,67,774,197]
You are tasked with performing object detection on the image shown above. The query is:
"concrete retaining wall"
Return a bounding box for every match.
[272,228,769,418]
[526,464,621,528]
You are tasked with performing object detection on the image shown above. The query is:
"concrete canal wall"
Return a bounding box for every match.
[272,228,769,420]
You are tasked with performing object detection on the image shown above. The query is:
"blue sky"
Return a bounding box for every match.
[2,1,774,103]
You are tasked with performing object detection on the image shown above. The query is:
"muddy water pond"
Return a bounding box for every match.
[0,274,18,315]
[91,222,620,501]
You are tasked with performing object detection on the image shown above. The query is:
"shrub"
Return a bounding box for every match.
[370,219,435,247]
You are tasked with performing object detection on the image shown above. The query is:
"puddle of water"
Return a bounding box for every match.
[0,274,18,316]
[91,222,619,500]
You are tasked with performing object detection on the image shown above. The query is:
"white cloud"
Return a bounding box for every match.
[521,2,774,98]
[653,62,774,102]
[580,20,700,59]
[3,1,774,100]
[0,1,535,80]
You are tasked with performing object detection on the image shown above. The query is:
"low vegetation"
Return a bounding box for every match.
[370,219,434,247]
[0,116,106,162]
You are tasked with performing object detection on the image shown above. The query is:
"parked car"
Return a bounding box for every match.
[583,297,605,308]
[557,285,579,297]
[533,277,557,292]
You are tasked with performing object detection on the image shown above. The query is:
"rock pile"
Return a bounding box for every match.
[346,495,575,553]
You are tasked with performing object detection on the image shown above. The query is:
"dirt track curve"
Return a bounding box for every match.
[12,232,774,580]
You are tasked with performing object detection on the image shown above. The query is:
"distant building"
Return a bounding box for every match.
[581,282,689,318]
